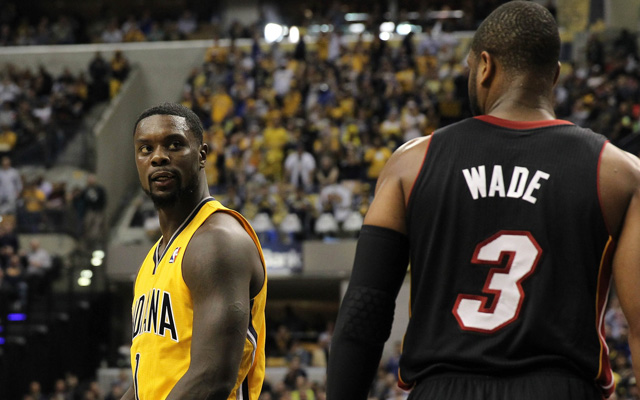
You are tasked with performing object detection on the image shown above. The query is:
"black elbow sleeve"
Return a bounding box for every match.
[327,226,410,400]
[337,285,398,345]
[336,225,409,344]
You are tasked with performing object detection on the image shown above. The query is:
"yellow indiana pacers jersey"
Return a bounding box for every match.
[130,197,267,400]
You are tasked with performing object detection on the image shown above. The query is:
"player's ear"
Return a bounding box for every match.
[552,61,561,87]
[479,50,495,87]
[199,143,208,168]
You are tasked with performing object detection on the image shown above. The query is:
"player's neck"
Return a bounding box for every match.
[484,76,556,121]
[156,185,210,251]
[486,90,556,122]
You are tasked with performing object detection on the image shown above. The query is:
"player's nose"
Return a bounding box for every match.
[150,150,170,166]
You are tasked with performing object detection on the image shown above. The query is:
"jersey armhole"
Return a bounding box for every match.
[405,136,433,210]
[216,209,267,300]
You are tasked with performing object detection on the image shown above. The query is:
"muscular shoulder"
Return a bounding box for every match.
[599,143,640,238]
[381,136,432,198]
[364,136,432,233]
[383,137,430,175]
[182,211,262,293]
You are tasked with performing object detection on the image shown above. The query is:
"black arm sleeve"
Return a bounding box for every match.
[326,225,410,400]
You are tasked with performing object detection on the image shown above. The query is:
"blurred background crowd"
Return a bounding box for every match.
[1,0,640,399]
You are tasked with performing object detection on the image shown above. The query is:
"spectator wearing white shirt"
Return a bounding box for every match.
[0,101,16,127]
[0,156,22,214]
[25,239,51,278]
[401,100,427,142]
[284,143,316,192]
[0,75,21,103]
[318,182,352,223]
[177,10,197,37]
[273,61,294,97]
[101,19,123,43]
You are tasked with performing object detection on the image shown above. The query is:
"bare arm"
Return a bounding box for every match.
[602,144,640,381]
[614,186,640,381]
[165,212,264,400]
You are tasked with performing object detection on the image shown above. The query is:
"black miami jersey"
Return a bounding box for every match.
[401,115,614,397]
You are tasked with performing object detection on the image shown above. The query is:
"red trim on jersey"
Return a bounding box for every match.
[406,137,432,208]
[452,231,542,334]
[595,238,615,397]
[474,115,574,129]
[397,369,414,391]
[596,141,613,237]
[397,313,415,390]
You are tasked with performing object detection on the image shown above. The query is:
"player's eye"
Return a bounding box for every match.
[139,145,152,154]
[168,141,183,150]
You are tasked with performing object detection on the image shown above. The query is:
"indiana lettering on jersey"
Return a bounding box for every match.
[462,165,550,204]
[132,288,179,342]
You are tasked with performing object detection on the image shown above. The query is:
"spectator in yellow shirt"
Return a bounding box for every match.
[0,125,17,155]
[211,84,234,124]
[379,109,403,147]
[283,81,302,118]
[204,36,229,65]
[262,117,290,180]
[19,181,46,232]
[364,136,392,183]
[316,32,330,61]
[109,50,130,98]
[263,116,289,150]
[396,59,416,94]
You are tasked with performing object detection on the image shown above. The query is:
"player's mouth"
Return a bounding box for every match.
[150,171,178,188]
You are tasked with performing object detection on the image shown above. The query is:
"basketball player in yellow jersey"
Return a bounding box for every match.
[121,103,267,400]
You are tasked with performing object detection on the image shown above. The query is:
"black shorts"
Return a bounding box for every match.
[407,371,605,400]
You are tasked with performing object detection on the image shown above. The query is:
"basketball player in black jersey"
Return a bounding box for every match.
[327,2,640,399]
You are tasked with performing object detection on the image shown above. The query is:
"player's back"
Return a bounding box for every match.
[401,116,614,395]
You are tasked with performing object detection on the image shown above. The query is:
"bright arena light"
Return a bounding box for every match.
[92,250,105,259]
[379,21,395,33]
[264,23,284,43]
[80,269,93,279]
[379,31,392,41]
[78,277,91,287]
[91,257,103,267]
[348,23,366,34]
[345,13,368,22]
[396,23,412,35]
[289,26,300,43]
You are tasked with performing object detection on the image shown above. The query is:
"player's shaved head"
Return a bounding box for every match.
[471,1,560,83]
[134,102,204,144]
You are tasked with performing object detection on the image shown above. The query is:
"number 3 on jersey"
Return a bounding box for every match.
[453,231,542,333]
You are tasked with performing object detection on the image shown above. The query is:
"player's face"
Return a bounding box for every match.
[134,114,203,208]
[467,52,482,116]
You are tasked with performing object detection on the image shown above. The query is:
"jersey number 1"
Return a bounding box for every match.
[134,353,141,400]
[452,231,542,333]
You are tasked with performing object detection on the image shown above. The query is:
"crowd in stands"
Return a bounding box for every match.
[0,0,516,47]
[2,1,640,398]
[0,169,106,312]
[21,372,122,400]
[0,63,86,166]
[169,15,467,241]
[0,214,56,312]
[0,49,129,164]
[562,29,640,153]
[0,45,123,232]
[0,4,206,46]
